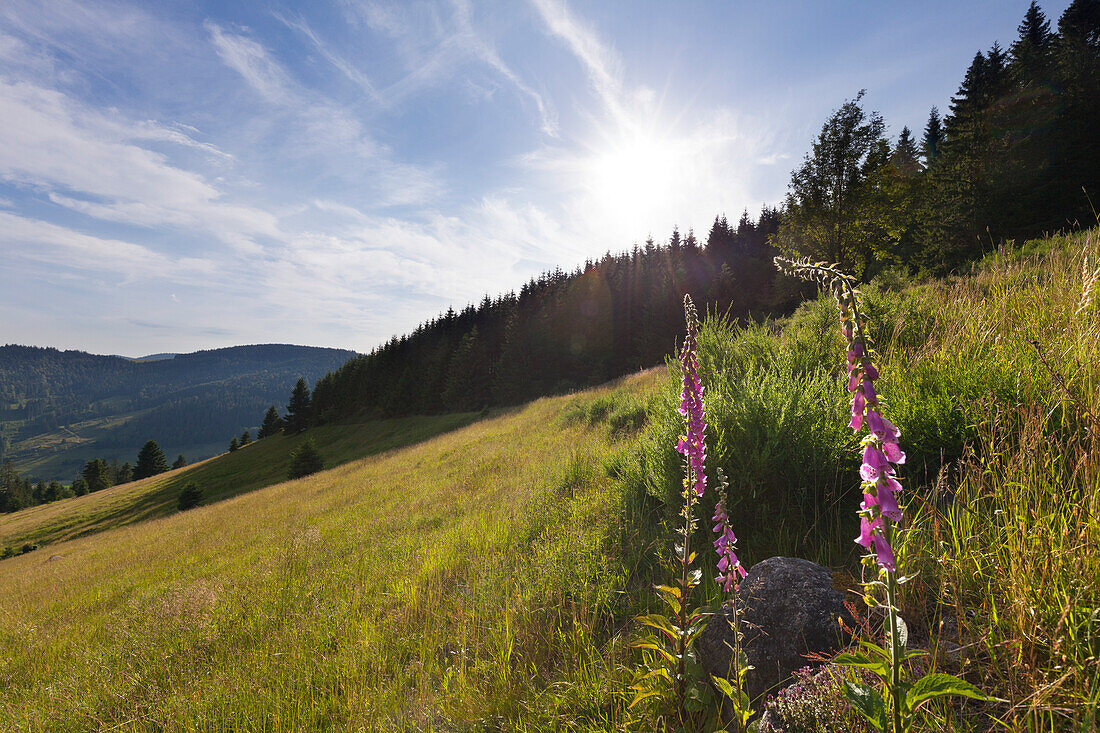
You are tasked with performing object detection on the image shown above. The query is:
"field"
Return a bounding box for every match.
[0,373,660,731]
[0,413,479,550]
[2,229,1098,731]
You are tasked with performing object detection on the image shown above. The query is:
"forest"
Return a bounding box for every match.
[311,1,1098,425]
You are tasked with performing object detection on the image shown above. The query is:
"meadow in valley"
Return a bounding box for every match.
[2,229,1097,731]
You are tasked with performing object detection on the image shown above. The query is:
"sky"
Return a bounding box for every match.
[0,0,1073,356]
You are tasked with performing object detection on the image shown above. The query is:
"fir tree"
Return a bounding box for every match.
[258,405,283,438]
[172,454,186,469]
[133,440,169,480]
[229,437,239,452]
[239,430,251,447]
[285,378,312,433]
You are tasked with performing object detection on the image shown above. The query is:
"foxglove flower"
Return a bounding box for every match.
[676,296,707,497]
[712,470,747,592]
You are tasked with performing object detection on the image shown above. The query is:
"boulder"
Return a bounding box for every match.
[697,556,858,704]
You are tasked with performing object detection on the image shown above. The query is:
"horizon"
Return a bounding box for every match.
[0,0,1071,355]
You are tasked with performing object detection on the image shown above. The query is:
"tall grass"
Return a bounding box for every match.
[625,229,1099,728]
[0,374,658,732]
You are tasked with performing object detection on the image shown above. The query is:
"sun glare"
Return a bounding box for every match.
[586,127,680,226]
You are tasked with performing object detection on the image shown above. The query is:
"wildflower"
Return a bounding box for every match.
[712,471,747,592]
[676,296,707,497]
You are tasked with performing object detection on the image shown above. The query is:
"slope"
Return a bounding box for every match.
[0,343,355,481]
[0,370,661,731]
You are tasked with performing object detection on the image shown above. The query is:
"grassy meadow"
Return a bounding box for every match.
[0,412,479,550]
[2,229,1099,731]
[0,372,661,731]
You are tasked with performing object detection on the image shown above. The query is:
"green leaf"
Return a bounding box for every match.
[834,652,889,679]
[906,673,992,713]
[636,614,681,643]
[632,641,678,665]
[711,675,735,699]
[843,681,886,730]
[628,689,663,709]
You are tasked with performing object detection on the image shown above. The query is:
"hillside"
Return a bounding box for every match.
[0,344,356,481]
[0,230,1096,730]
[0,370,661,731]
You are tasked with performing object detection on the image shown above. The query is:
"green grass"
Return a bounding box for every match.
[0,412,479,550]
[0,372,659,732]
[2,229,1098,731]
[620,228,1100,730]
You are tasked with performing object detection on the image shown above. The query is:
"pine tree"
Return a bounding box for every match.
[177,482,204,511]
[81,458,112,493]
[133,440,169,480]
[229,437,239,452]
[285,378,312,433]
[287,439,324,479]
[922,107,943,166]
[172,454,186,469]
[240,430,251,447]
[258,405,283,438]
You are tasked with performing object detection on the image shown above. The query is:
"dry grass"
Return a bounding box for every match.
[0,370,660,732]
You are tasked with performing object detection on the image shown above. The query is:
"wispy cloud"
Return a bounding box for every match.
[528,0,625,122]
[332,0,557,134]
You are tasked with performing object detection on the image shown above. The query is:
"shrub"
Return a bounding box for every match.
[177,482,204,511]
[287,439,324,479]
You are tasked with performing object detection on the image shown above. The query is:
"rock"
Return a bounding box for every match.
[697,556,857,704]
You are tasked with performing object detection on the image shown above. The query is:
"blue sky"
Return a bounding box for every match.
[0,0,1071,356]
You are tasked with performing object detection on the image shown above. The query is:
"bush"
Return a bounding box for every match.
[177,482,204,511]
[287,439,324,479]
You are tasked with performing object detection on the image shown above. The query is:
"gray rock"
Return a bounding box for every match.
[697,556,857,704]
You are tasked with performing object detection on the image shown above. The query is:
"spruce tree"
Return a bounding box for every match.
[258,405,283,438]
[177,482,204,511]
[229,437,239,452]
[172,454,186,469]
[239,430,251,446]
[287,439,324,479]
[1011,1,1055,85]
[81,458,112,493]
[285,378,312,433]
[133,440,169,480]
[922,107,943,166]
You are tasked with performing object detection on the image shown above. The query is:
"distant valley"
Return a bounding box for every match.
[0,344,356,481]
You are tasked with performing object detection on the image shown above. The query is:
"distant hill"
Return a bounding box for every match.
[0,344,356,481]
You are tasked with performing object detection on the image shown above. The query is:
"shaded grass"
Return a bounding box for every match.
[0,413,479,550]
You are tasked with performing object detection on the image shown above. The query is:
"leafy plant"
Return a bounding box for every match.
[630,296,752,731]
[775,256,994,732]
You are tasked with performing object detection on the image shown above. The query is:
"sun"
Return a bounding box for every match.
[585,126,680,226]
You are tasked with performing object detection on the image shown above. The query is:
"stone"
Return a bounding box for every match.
[697,556,858,704]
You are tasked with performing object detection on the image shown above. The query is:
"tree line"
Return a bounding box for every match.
[301,1,1096,424]
[0,439,183,513]
[775,1,1099,275]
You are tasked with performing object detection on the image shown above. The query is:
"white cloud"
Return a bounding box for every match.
[0,78,279,251]
[0,211,215,280]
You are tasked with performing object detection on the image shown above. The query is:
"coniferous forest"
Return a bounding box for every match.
[312,1,1098,424]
